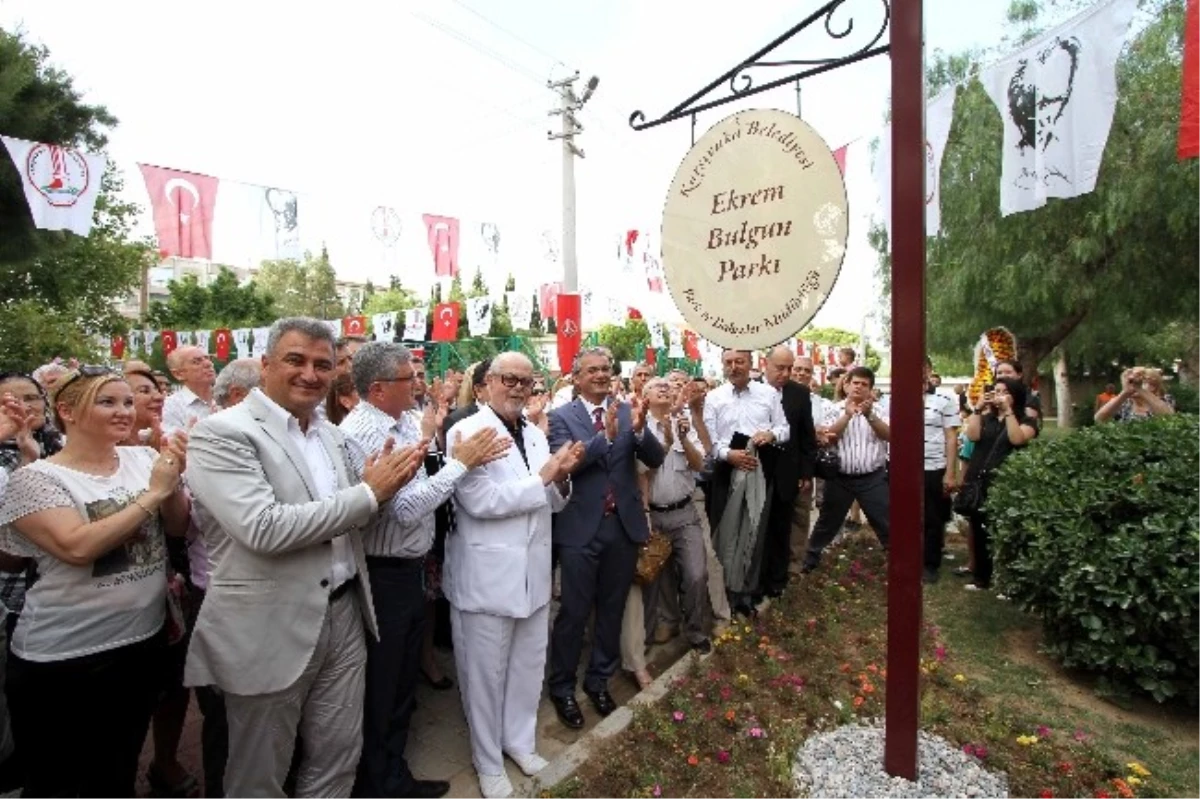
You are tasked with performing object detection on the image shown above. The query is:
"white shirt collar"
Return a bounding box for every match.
[253,387,316,433]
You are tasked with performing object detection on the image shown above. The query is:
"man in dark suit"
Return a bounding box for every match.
[760,345,817,598]
[546,347,665,729]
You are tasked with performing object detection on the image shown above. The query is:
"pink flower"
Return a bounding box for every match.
[652,784,662,797]
[975,746,988,759]
[1036,725,1052,738]
[717,750,730,764]
[672,711,686,723]
[748,727,765,739]
[935,645,947,662]
[720,686,733,700]
[962,744,977,756]
[1073,728,1091,742]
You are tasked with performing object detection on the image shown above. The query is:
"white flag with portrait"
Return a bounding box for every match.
[143,330,159,355]
[251,327,270,360]
[979,0,1136,216]
[194,330,211,354]
[666,326,684,358]
[372,312,398,341]
[507,292,533,331]
[233,329,251,359]
[648,319,664,350]
[402,308,426,342]
[128,329,144,356]
[466,296,493,337]
[874,87,958,238]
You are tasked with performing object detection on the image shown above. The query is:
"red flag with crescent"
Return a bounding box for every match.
[644,347,657,367]
[160,330,178,356]
[138,164,219,259]
[539,282,563,322]
[422,214,460,277]
[431,303,460,342]
[683,330,701,360]
[342,316,367,337]
[110,334,125,359]
[214,328,232,361]
[556,293,582,372]
[796,339,808,357]
[627,307,642,320]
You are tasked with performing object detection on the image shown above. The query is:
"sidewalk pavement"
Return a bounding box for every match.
[137,630,690,798]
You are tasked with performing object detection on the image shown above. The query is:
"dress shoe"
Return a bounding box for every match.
[551,694,584,729]
[403,778,451,798]
[506,750,549,776]
[478,773,514,799]
[584,688,618,716]
[691,638,712,655]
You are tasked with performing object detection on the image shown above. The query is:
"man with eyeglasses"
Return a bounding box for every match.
[161,346,217,434]
[339,343,510,799]
[546,347,665,729]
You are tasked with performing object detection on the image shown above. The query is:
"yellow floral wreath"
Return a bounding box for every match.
[967,327,1017,408]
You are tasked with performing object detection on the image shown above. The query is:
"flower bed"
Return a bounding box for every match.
[547,533,1171,798]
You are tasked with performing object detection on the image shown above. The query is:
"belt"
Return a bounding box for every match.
[649,496,691,513]
[329,576,359,603]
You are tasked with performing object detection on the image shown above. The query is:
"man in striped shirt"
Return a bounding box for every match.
[340,342,511,799]
[800,366,891,574]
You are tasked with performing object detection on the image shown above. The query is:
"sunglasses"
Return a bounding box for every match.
[55,365,119,395]
[497,374,535,389]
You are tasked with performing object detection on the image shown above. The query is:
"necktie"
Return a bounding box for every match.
[593,407,617,515]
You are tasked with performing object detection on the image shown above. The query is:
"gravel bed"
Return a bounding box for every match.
[793,721,1009,798]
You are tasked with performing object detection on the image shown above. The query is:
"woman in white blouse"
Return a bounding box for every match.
[0,367,189,797]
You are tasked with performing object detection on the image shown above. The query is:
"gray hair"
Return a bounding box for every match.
[642,376,669,398]
[488,351,533,375]
[571,346,613,376]
[351,342,413,396]
[265,317,336,357]
[31,362,69,385]
[213,359,261,408]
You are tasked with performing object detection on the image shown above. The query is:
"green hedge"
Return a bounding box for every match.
[988,414,1200,704]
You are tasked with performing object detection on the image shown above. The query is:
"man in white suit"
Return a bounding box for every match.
[445,352,584,799]
[185,317,425,798]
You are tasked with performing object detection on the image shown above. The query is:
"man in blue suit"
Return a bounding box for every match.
[547,347,665,729]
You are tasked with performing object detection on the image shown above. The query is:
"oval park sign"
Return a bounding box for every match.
[661,109,848,350]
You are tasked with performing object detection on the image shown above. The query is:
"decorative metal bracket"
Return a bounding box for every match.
[628,0,891,132]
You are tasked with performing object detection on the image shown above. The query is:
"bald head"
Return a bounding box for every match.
[166,345,216,394]
[765,345,795,389]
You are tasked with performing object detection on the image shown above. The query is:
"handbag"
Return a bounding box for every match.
[635,528,673,585]
[814,447,841,481]
[952,425,1006,515]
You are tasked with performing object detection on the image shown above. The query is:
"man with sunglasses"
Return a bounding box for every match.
[546,347,665,729]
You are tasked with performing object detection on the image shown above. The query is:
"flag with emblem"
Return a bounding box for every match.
[432,302,460,342]
[110,334,125,359]
[1,136,107,236]
[160,330,178,356]
[556,293,582,372]
[342,316,367,337]
[214,329,232,361]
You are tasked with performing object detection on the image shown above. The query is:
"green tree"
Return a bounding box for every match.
[596,320,651,363]
[528,293,544,335]
[798,325,883,372]
[255,246,345,319]
[870,0,1199,381]
[363,286,421,317]
[145,267,276,330]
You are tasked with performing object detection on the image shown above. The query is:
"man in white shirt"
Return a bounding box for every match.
[800,366,891,574]
[340,342,507,799]
[161,346,216,434]
[922,357,959,584]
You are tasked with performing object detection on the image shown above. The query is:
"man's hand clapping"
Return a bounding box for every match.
[362,437,427,503]
[452,427,512,470]
[540,441,585,485]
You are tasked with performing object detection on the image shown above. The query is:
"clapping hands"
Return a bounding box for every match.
[540,441,585,485]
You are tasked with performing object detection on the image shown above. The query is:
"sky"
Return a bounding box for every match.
[0,0,1017,343]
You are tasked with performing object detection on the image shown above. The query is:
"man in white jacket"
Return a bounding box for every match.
[444,352,584,799]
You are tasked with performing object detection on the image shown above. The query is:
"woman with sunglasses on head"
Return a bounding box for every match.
[0,367,191,797]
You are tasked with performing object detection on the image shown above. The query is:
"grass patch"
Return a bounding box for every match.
[547,532,1195,798]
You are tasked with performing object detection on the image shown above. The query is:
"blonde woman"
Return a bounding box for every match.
[0,367,190,796]
[1094,366,1176,423]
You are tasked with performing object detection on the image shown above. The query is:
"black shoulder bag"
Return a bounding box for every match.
[952,423,1006,515]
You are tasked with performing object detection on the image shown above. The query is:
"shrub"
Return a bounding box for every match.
[988,414,1200,705]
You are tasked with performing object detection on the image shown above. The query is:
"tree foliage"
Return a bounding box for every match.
[255,246,345,319]
[796,325,883,372]
[596,320,651,364]
[871,0,1198,381]
[145,267,276,331]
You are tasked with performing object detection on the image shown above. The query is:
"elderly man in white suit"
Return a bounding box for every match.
[445,352,584,799]
[185,318,424,798]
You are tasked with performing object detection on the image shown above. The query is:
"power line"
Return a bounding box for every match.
[446,0,569,73]
[407,7,550,89]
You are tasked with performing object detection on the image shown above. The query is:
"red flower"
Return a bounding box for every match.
[1040,791,1054,798]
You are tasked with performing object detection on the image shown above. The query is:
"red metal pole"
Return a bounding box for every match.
[885,0,925,781]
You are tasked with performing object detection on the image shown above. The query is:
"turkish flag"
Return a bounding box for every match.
[796,339,808,357]
[644,347,657,367]
[138,164,219,259]
[431,303,460,342]
[627,307,643,320]
[833,144,848,175]
[342,316,367,337]
[111,335,125,359]
[1180,0,1199,159]
[624,229,639,257]
[161,330,178,356]
[683,330,701,360]
[422,214,460,277]
[556,293,582,372]
[827,347,839,366]
[214,328,232,361]
[539,282,563,321]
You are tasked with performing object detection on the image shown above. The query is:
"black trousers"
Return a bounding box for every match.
[760,488,797,595]
[8,629,164,797]
[923,469,951,572]
[355,557,426,798]
[804,469,890,570]
[966,510,994,588]
[549,514,637,697]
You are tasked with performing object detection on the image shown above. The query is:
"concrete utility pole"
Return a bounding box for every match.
[548,72,598,292]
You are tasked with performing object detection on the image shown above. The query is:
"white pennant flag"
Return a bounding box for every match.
[607,297,626,326]
[194,330,211,354]
[979,0,1136,216]
[1,136,107,237]
[128,329,144,356]
[648,320,664,350]
[372,312,398,341]
[466,296,493,337]
[507,292,533,331]
[176,331,193,347]
[323,320,341,339]
[873,87,958,238]
[143,330,159,354]
[251,327,270,359]
[402,308,427,342]
[666,327,684,358]
[580,288,598,331]
[233,329,252,359]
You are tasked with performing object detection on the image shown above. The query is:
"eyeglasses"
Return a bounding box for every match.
[375,375,416,385]
[497,374,535,389]
[55,365,119,395]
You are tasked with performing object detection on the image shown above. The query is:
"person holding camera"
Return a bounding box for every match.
[1094,366,1175,424]
[960,378,1038,592]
